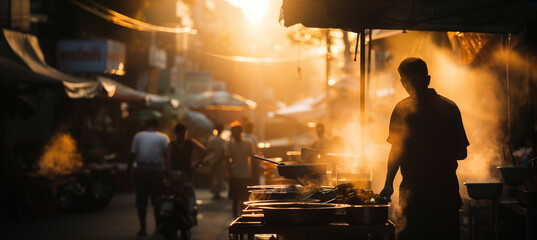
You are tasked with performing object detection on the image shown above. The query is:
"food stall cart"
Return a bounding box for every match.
[229,151,393,240]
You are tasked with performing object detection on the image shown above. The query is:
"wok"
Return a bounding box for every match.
[253,156,327,179]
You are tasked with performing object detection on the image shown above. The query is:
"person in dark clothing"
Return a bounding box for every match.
[243,122,261,185]
[380,58,469,240]
[311,123,329,149]
[203,123,228,199]
[166,123,206,184]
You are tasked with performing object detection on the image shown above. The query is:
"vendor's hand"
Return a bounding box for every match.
[380,185,394,199]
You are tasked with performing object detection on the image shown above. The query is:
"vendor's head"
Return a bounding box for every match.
[174,122,188,140]
[230,121,243,141]
[316,123,325,138]
[398,57,430,95]
[145,119,159,130]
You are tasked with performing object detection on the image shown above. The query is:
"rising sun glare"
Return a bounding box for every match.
[226,0,270,24]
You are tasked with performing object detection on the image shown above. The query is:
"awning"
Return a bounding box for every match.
[1,29,179,108]
[282,0,537,34]
[2,29,101,98]
[274,93,326,121]
[98,76,180,107]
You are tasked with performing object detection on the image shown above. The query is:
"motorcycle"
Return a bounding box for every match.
[157,174,198,240]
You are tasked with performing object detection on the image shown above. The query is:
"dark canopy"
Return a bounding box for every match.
[282,0,537,33]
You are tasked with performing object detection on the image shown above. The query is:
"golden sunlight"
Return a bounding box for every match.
[226,0,270,24]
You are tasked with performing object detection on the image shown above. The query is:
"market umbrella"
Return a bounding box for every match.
[182,111,214,139]
[126,109,162,122]
[183,91,257,111]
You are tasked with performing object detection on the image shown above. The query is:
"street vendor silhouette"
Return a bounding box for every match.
[380,58,469,240]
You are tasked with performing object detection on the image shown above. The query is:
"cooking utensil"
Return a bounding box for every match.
[346,205,389,225]
[497,166,537,186]
[257,202,346,225]
[513,186,537,207]
[463,182,503,200]
[253,155,328,179]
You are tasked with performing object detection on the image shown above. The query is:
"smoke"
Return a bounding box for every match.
[37,130,83,179]
[325,32,526,227]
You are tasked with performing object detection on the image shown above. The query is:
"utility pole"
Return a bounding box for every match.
[325,29,332,129]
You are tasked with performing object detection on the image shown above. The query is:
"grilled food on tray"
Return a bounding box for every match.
[313,182,389,205]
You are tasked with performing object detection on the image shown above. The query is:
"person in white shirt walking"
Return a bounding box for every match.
[129,119,170,236]
[225,121,256,218]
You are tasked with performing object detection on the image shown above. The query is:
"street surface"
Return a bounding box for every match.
[2,189,234,240]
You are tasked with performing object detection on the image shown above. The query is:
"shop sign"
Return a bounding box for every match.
[149,46,167,69]
[186,71,212,94]
[57,40,126,75]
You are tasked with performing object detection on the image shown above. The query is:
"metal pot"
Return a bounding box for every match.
[463,182,503,200]
[257,202,346,225]
[497,166,537,186]
[253,156,328,179]
[346,204,389,225]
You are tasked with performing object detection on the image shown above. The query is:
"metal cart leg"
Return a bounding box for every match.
[468,199,473,240]
[492,200,496,240]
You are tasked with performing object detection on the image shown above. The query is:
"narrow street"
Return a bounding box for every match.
[2,189,234,240]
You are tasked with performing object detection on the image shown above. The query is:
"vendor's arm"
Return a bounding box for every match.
[128,134,139,172]
[190,138,207,168]
[191,138,207,153]
[381,105,404,198]
[380,145,402,198]
[165,144,172,172]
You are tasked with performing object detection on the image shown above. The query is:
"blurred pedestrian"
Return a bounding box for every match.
[311,123,328,149]
[225,121,256,218]
[166,122,206,185]
[128,119,170,236]
[203,123,227,199]
[243,121,262,185]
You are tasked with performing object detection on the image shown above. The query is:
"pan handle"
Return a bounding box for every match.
[253,155,285,165]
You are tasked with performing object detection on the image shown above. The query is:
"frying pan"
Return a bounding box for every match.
[253,155,328,179]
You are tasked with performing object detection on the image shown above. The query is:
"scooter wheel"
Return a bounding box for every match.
[163,227,178,240]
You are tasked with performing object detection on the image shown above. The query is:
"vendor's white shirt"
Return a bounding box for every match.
[131,131,170,168]
[225,138,255,178]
